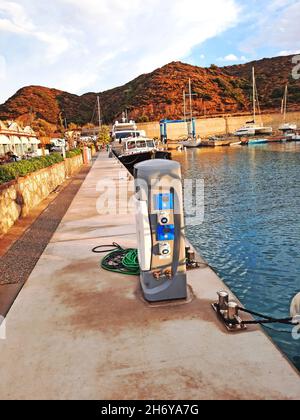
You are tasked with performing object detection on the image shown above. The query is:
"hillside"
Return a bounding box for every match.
[223,54,300,112]
[0,55,299,129]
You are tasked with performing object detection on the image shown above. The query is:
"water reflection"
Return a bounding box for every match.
[175,143,300,370]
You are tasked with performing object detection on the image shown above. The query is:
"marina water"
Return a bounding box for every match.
[175,143,300,371]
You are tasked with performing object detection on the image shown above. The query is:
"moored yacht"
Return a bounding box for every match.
[234,125,256,137]
[235,124,273,137]
[292,131,300,141]
[279,85,297,133]
[111,117,145,142]
[181,136,202,148]
[279,123,297,132]
[180,79,202,148]
[234,67,273,137]
[111,115,171,174]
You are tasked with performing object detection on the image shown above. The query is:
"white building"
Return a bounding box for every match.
[0,121,41,156]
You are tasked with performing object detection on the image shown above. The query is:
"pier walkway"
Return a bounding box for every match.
[0,152,299,400]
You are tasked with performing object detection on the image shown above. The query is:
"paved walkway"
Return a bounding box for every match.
[0,153,299,400]
[0,165,92,317]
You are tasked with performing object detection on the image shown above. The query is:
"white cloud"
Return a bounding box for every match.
[59,0,241,77]
[34,31,70,63]
[0,0,70,63]
[243,1,300,54]
[278,50,300,56]
[0,1,34,32]
[0,0,241,102]
[224,54,239,61]
[218,54,247,62]
[266,0,295,12]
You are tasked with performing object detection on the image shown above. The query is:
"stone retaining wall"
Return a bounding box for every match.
[137,111,300,139]
[0,154,83,237]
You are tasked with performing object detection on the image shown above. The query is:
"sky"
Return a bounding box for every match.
[0,0,299,103]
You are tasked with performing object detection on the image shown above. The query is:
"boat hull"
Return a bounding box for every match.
[255,127,273,135]
[234,128,256,137]
[248,138,268,145]
[181,139,202,148]
[279,124,297,132]
[115,150,172,175]
[235,126,273,137]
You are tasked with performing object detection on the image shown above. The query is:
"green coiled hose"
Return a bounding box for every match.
[92,243,140,276]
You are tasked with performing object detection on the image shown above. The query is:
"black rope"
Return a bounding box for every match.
[238,306,294,326]
[92,242,122,254]
[242,319,294,326]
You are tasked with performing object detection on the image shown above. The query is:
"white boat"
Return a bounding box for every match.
[230,141,242,146]
[234,67,273,137]
[292,133,300,141]
[279,85,297,133]
[179,78,200,148]
[111,115,146,143]
[234,126,256,137]
[235,124,272,136]
[112,136,171,174]
[256,126,273,135]
[279,122,297,132]
[111,114,171,173]
[181,137,202,148]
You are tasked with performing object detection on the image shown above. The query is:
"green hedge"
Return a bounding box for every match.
[66,148,82,159]
[0,153,64,185]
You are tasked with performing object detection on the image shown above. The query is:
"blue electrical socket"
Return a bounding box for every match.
[157,225,175,241]
[155,193,174,211]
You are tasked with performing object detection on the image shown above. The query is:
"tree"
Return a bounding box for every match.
[68,122,79,131]
[98,125,111,145]
[83,123,96,130]
[31,118,55,138]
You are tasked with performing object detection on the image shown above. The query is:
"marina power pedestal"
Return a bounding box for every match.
[134,160,187,302]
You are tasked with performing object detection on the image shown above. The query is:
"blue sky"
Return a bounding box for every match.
[0,0,299,103]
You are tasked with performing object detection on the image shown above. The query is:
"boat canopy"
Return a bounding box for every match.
[113,121,137,131]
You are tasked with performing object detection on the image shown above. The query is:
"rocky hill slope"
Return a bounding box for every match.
[0,55,299,128]
[223,55,300,112]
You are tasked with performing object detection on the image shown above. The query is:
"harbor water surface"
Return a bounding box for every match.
[175,143,300,371]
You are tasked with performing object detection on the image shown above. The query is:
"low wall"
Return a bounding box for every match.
[0,154,83,237]
[137,111,300,139]
[64,154,83,178]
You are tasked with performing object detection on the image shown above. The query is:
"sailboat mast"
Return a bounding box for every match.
[97,96,102,130]
[183,90,186,122]
[189,78,194,137]
[252,67,256,122]
[189,78,193,122]
[284,85,288,122]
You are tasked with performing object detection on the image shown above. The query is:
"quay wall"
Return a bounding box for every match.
[0,154,83,237]
[137,111,300,139]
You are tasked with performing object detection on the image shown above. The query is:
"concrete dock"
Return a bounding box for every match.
[0,152,299,400]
